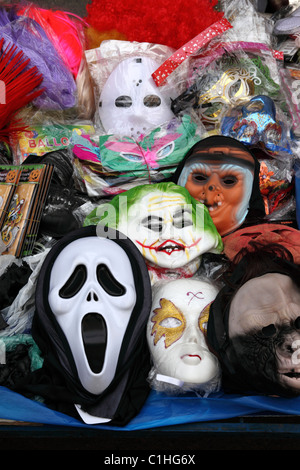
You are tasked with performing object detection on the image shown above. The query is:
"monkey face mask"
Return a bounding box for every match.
[228,273,300,394]
[207,251,300,398]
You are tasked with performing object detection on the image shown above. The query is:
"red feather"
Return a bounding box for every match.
[0,37,44,140]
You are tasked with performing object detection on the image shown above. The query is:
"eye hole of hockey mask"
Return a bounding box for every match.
[99,56,175,139]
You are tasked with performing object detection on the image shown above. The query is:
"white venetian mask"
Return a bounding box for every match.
[147,278,221,392]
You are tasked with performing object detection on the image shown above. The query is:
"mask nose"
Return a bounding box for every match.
[185,326,199,344]
[160,220,174,239]
[86,291,99,302]
[206,173,221,192]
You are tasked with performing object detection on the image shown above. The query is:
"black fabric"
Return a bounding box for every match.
[13,225,152,426]
[24,150,88,238]
[0,344,32,387]
[172,135,266,226]
[23,149,74,188]
[0,262,32,312]
[207,243,300,395]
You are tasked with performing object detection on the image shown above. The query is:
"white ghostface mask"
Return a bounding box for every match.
[99,56,174,138]
[48,236,137,396]
[147,278,221,394]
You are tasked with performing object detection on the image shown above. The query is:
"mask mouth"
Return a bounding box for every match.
[82,313,107,374]
[156,240,185,254]
[203,200,224,214]
[180,353,202,365]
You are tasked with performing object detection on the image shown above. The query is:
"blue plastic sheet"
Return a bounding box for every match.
[1,387,300,430]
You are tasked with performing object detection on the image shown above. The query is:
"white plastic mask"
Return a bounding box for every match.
[117,189,222,273]
[99,56,174,138]
[147,278,221,391]
[48,236,137,396]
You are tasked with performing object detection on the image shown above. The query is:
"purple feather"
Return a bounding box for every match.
[0,8,77,110]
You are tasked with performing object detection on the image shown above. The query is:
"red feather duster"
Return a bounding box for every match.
[0,37,43,140]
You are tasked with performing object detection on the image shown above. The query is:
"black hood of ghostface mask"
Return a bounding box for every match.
[15,225,153,426]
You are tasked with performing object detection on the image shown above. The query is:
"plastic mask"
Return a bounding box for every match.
[99,114,199,175]
[147,278,221,391]
[99,56,174,138]
[177,141,255,236]
[115,184,223,274]
[197,67,255,125]
[229,273,300,394]
[48,236,137,396]
[221,95,292,154]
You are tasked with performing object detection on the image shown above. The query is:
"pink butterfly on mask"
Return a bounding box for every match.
[104,133,182,169]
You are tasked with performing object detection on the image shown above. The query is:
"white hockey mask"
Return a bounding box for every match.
[99,56,174,138]
[147,278,221,392]
[48,236,137,396]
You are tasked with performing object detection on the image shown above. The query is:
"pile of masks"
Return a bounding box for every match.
[0,0,300,427]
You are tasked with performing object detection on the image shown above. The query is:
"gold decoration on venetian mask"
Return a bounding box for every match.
[198,301,213,334]
[151,298,186,348]
[198,67,255,124]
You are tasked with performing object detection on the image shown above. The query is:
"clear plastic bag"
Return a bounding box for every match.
[169,39,282,132]
[85,39,182,134]
[147,277,222,396]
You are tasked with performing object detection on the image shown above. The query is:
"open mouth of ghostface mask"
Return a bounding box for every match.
[82,313,107,373]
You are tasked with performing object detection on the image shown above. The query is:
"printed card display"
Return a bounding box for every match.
[0,164,53,257]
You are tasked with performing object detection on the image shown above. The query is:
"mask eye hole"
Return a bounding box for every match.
[115,95,132,108]
[142,215,163,232]
[261,324,277,337]
[159,317,182,328]
[59,264,87,298]
[97,264,126,296]
[221,175,238,186]
[191,172,208,184]
[143,94,161,107]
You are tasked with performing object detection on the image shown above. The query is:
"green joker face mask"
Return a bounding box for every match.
[85,182,223,281]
